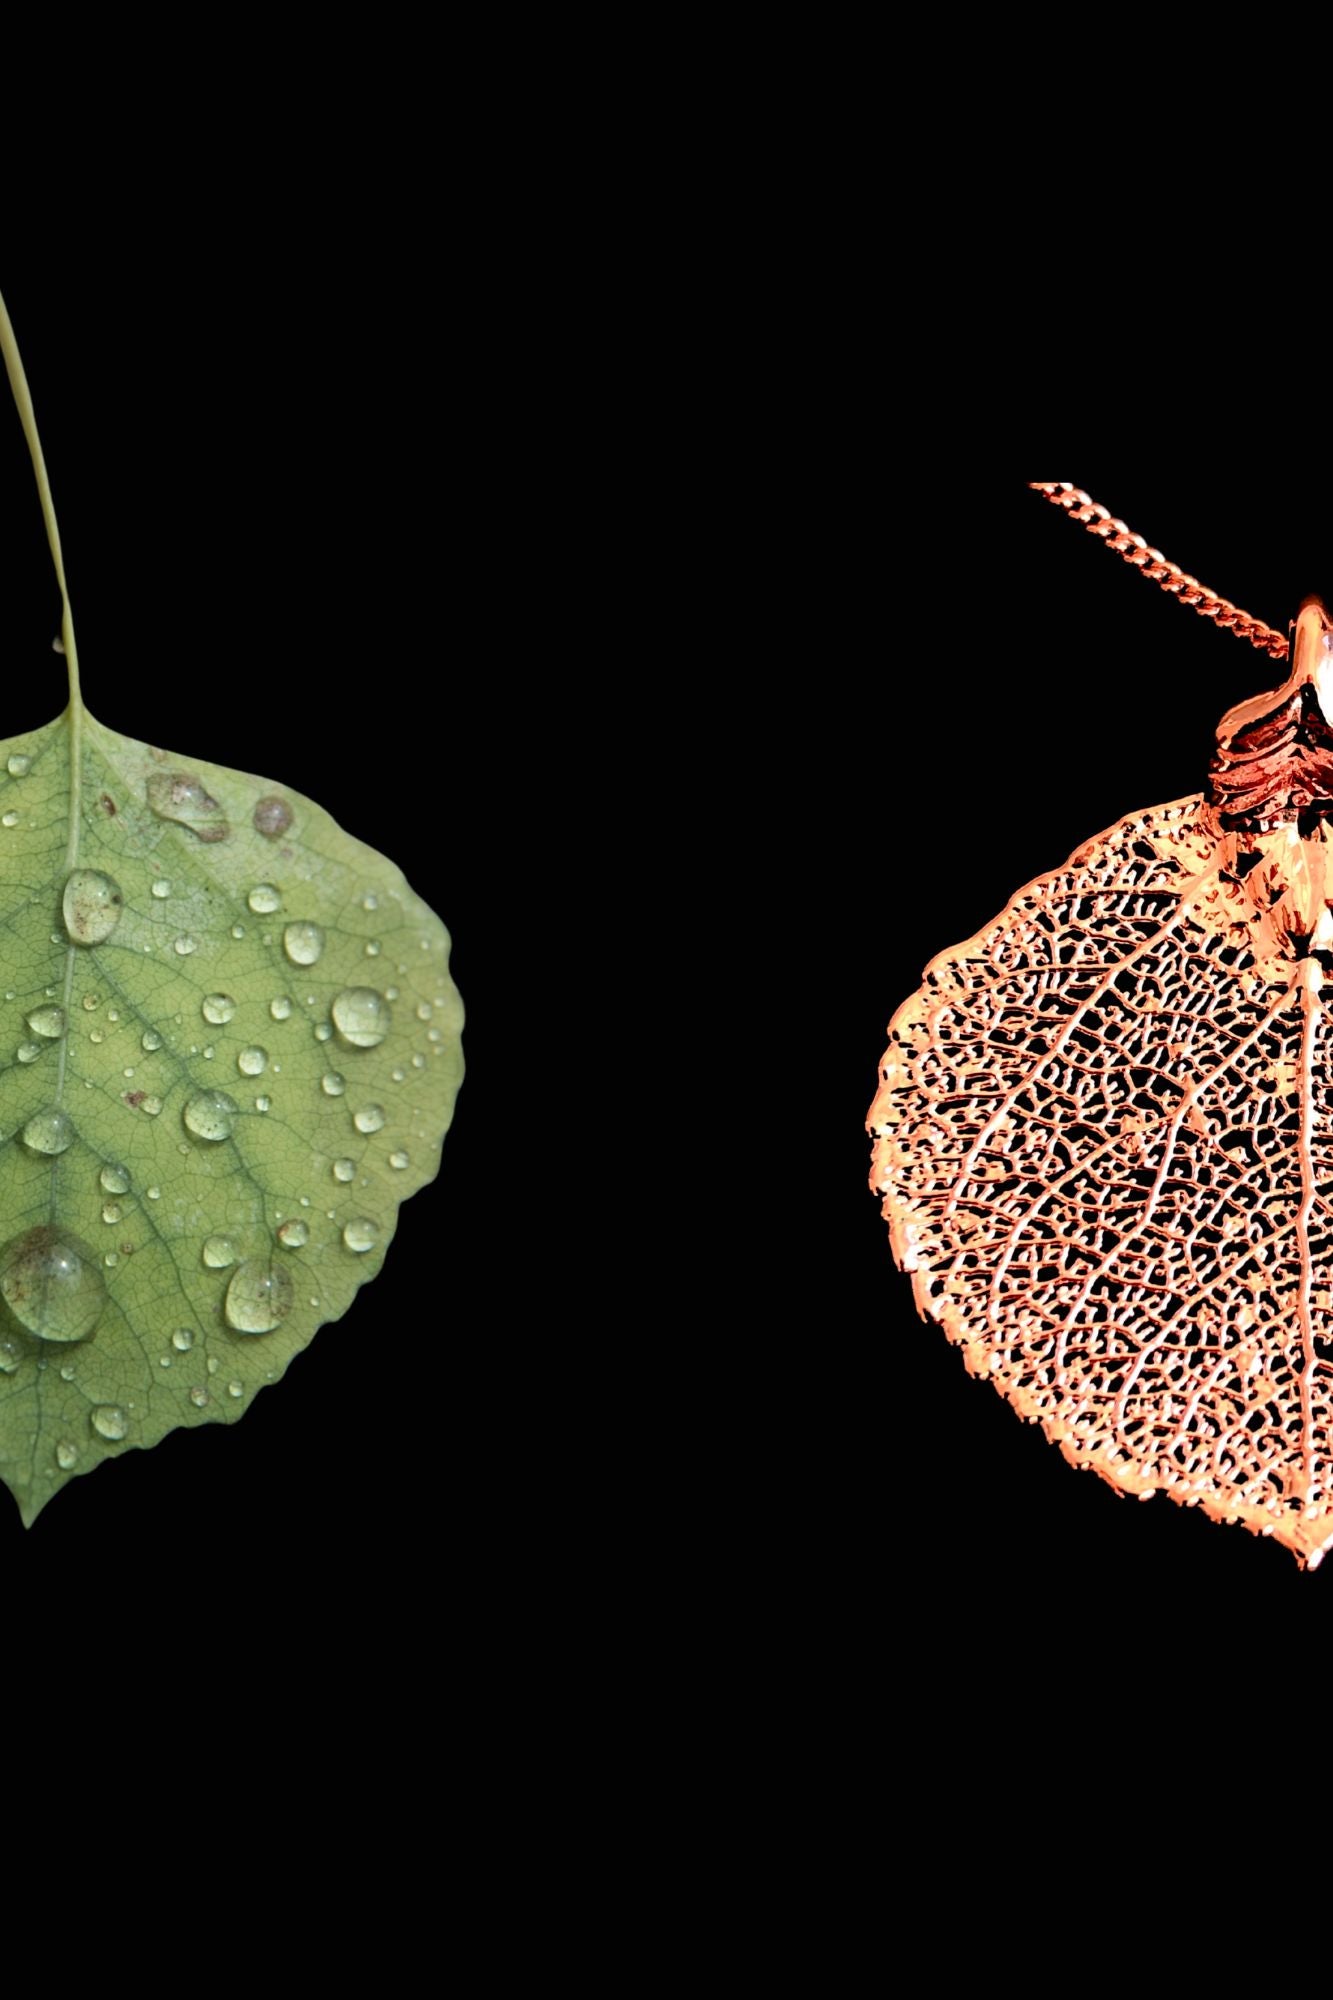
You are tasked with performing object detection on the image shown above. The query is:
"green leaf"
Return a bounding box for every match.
[0,291,464,1524]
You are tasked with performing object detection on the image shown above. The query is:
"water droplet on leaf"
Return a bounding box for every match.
[253,795,293,838]
[0,1226,106,1343]
[145,770,229,842]
[225,1256,294,1334]
[183,1090,238,1143]
[283,921,324,967]
[26,1004,65,1039]
[91,1405,128,1442]
[332,987,391,1050]
[22,1108,74,1155]
[343,1218,378,1254]
[63,868,123,945]
[202,994,236,1025]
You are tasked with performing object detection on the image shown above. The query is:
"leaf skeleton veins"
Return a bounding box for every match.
[869,598,1333,1568]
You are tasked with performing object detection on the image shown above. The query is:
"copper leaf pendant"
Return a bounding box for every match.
[869,598,1333,1569]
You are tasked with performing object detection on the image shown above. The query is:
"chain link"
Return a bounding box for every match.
[1029,482,1289,661]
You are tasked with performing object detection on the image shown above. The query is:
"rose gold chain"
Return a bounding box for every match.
[1029,482,1289,661]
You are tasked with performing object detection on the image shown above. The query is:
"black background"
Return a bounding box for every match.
[0,258,501,1626]
[834,476,1333,1640]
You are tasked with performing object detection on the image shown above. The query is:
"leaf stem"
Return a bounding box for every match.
[0,286,83,864]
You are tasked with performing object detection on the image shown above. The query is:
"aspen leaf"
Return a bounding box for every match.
[870,599,1333,1570]
[0,293,464,1525]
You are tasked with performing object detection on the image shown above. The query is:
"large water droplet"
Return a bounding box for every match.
[254,795,293,839]
[248,883,282,914]
[332,1158,356,1183]
[55,1440,77,1469]
[189,1386,208,1407]
[283,922,324,967]
[150,877,171,900]
[91,1405,128,1442]
[277,1218,309,1249]
[7,753,30,777]
[182,1089,238,1142]
[389,1150,410,1170]
[100,1162,130,1194]
[270,995,293,1021]
[63,868,123,945]
[16,1042,40,1065]
[172,1327,194,1352]
[342,1218,378,1254]
[237,1046,268,1077]
[353,1104,386,1134]
[0,1226,106,1343]
[26,1004,65,1039]
[101,1201,123,1225]
[225,1256,294,1334]
[202,993,237,1025]
[332,987,391,1050]
[22,1108,74,1155]
[145,770,229,842]
[321,1072,345,1097]
[202,1234,236,1269]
